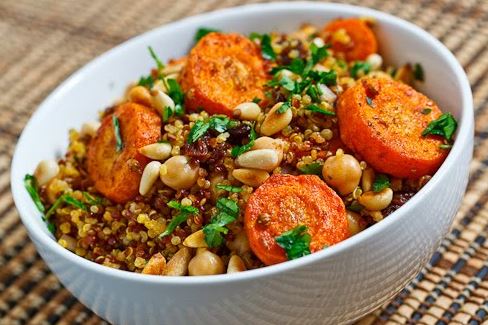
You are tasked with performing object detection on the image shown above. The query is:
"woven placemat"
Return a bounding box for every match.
[1,0,487,324]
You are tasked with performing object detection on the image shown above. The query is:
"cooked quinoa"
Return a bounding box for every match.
[25,21,454,275]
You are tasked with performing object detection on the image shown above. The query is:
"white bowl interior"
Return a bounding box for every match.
[11,2,470,277]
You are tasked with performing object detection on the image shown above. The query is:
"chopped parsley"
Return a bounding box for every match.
[372,174,390,192]
[298,162,323,175]
[252,97,262,104]
[203,198,239,247]
[24,174,45,213]
[275,225,311,260]
[112,115,123,152]
[348,201,364,212]
[310,42,329,65]
[82,192,102,205]
[187,116,237,143]
[413,63,424,81]
[250,33,276,60]
[421,113,457,141]
[194,27,220,42]
[216,184,243,193]
[148,46,164,71]
[231,124,257,157]
[277,100,292,113]
[350,61,372,78]
[421,108,432,115]
[305,104,335,116]
[137,75,155,88]
[160,201,199,238]
[165,79,185,116]
[46,193,87,219]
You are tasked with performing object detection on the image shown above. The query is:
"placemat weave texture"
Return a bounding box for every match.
[1,0,487,324]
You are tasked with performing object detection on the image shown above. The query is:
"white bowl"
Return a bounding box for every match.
[11,2,473,324]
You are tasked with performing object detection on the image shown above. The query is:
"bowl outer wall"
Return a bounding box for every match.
[10,2,473,324]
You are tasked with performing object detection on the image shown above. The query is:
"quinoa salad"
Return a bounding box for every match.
[24,18,457,276]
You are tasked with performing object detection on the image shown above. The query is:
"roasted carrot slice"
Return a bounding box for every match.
[245,174,349,265]
[337,77,448,179]
[179,32,267,116]
[87,102,161,203]
[323,18,377,61]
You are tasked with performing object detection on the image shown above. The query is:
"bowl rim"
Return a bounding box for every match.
[11,1,473,285]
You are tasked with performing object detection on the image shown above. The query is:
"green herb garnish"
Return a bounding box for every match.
[372,174,390,192]
[83,192,102,205]
[310,43,329,65]
[298,162,323,175]
[305,104,335,116]
[348,201,364,212]
[252,97,262,104]
[413,63,424,81]
[421,108,432,115]
[231,125,257,157]
[194,27,220,42]
[203,198,239,247]
[275,225,311,260]
[421,113,457,141]
[112,115,123,152]
[187,116,235,143]
[148,46,164,71]
[250,33,276,60]
[137,75,155,88]
[24,174,45,213]
[277,101,292,113]
[46,194,87,219]
[350,61,372,78]
[216,184,243,193]
[160,200,199,238]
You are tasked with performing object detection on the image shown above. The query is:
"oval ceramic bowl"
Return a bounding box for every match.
[11,2,473,324]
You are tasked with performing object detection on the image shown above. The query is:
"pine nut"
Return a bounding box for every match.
[358,188,394,211]
[347,211,365,236]
[251,137,285,164]
[142,253,166,275]
[227,255,246,273]
[232,168,270,187]
[128,86,152,107]
[160,155,199,190]
[183,229,208,248]
[366,53,383,70]
[361,168,375,192]
[80,121,101,137]
[188,249,224,276]
[235,149,279,171]
[34,159,60,186]
[322,151,362,195]
[260,102,293,136]
[139,161,162,195]
[318,84,337,103]
[226,232,250,255]
[139,142,172,160]
[165,247,192,276]
[162,60,186,75]
[151,89,175,115]
[233,102,261,121]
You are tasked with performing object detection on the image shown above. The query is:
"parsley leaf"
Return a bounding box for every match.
[187,120,210,143]
[187,116,234,143]
[203,197,239,247]
[277,101,292,114]
[309,70,337,86]
[231,125,257,157]
[413,63,424,81]
[421,113,457,141]
[372,174,390,192]
[250,33,276,60]
[270,58,306,75]
[305,104,335,116]
[46,194,87,219]
[275,225,311,260]
[112,115,123,152]
[348,201,364,212]
[24,174,45,213]
[350,61,372,78]
[252,97,262,104]
[137,75,155,88]
[421,108,432,115]
[298,162,323,175]
[216,184,243,193]
[82,192,102,205]
[310,43,329,65]
[160,200,199,238]
[148,46,164,71]
[194,27,220,42]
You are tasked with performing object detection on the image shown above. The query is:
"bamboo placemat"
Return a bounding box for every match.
[1,0,487,324]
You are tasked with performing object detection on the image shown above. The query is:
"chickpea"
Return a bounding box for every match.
[160,155,198,190]
[188,249,224,276]
[322,150,362,195]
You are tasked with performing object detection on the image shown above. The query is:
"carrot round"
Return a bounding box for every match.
[245,174,349,265]
[87,102,161,203]
[323,18,377,61]
[337,77,448,179]
[179,32,267,116]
